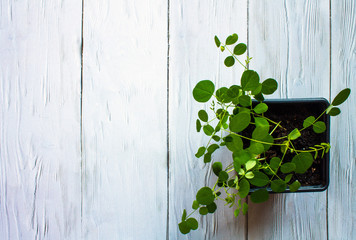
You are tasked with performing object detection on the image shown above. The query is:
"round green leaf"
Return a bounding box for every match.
[246,160,257,171]
[196,119,202,132]
[207,144,219,154]
[229,112,251,132]
[288,128,301,140]
[216,87,232,103]
[193,80,215,103]
[251,83,262,95]
[291,152,314,174]
[203,125,214,136]
[195,147,206,158]
[254,103,268,114]
[252,126,269,140]
[179,221,191,234]
[332,88,351,106]
[224,56,235,67]
[214,36,221,47]
[241,70,260,91]
[212,162,223,176]
[269,157,281,172]
[234,43,247,55]
[289,180,301,192]
[204,153,212,163]
[207,202,217,213]
[281,162,296,173]
[250,188,269,203]
[186,218,198,230]
[249,172,269,187]
[227,85,241,98]
[255,117,269,128]
[254,93,265,102]
[237,178,250,198]
[245,171,255,179]
[242,202,248,215]
[192,200,199,210]
[271,179,287,193]
[313,121,326,133]
[198,110,208,122]
[199,207,209,215]
[328,107,341,116]
[261,78,278,95]
[225,33,238,45]
[303,116,315,128]
[212,135,220,142]
[233,149,251,165]
[239,95,252,107]
[225,134,243,152]
[196,187,215,205]
[261,134,274,151]
[284,174,293,183]
[248,142,264,155]
[218,171,229,182]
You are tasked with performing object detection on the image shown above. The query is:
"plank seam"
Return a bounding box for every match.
[166,0,170,239]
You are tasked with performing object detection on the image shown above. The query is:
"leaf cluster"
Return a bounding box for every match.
[179,33,351,235]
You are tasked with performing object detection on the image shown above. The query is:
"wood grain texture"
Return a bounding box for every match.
[329,1,356,239]
[82,0,167,239]
[169,1,248,239]
[248,1,329,239]
[0,1,82,239]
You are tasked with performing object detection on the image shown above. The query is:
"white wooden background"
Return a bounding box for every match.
[0,0,355,239]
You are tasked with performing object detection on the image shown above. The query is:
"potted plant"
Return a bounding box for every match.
[178,33,351,235]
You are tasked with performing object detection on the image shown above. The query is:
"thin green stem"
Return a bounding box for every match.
[225,130,287,146]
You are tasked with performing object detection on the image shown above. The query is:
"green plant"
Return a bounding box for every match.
[178,33,351,235]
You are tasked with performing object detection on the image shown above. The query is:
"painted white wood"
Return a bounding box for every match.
[169,1,248,239]
[248,1,329,239]
[82,0,167,239]
[0,1,82,239]
[329,1,356,239]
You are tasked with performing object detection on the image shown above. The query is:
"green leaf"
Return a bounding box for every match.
[207,202,217,213]
[207,144,219,154]
[332,88,351,106]
[261,78,278,95]
[203,125,214,136]
[212,162,223,176]
[288,128,301,140]
[313,121,326,133]
[178,221,191,234]
[248,142,264,155]
[242,202,248,215]
[218,171,229,182]
[289,180,301,192]
[250,188,269,203]
[269,157,281,172]
[249,172,269,187]
[198,110,208,122]
[224,56,235,67]
[195,147,206,158]
[229,112,251,132]
[225,33,238,45]
[281,162,296,173]
[237,178,250,198]
[251,83,262,95]
[241,70,260,91]
[182,209,187,221]
[261,134,274,151]
[291,152,314,174]
[186,218,198,230]
[212,135,221,142]
[214,36,221,47]
[204,153,212,163]
[328,107,341,116]
[196,119,202,132]
[246,160,257,171]
[255,117,269,128]
[245,171,254,179]
[216,87,232,103]
[254,93,265,102]
[220,46,225,52]
[227,85,242,98]
[234,208,240,217]
[271,179,287,193]
[239,95,252,107]
[254,103,268,114]
[252,126,269,140]
[234,43,247,55]
[196,187,215,205]
[192,200,199,210]
[303,116,315,128]
[233,149,251,165]
[193,80,215,103]
[284,174,293,183]
[225,134,243,152]
[199,207,209,215]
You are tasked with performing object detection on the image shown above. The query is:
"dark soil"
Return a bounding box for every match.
[244,100,329,187]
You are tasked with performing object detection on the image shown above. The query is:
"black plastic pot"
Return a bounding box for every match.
[249,98,330,193]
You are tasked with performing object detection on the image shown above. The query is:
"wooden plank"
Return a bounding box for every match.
[248,1,329,239]
[0,1,82,239]
[81,0,167,239]
[169,1,248,239]
[328,1,356,239]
